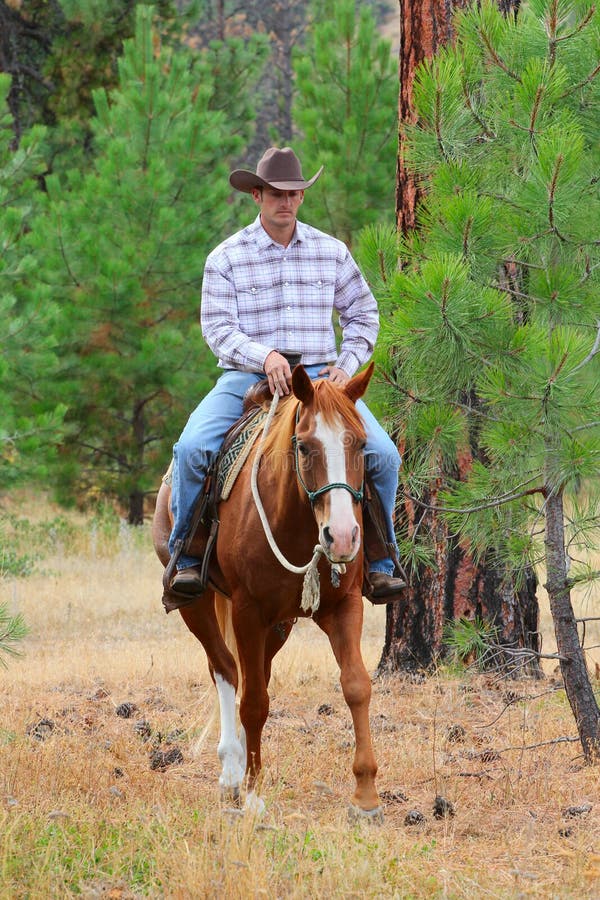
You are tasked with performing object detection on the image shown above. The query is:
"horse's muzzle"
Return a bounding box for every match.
[320,523,361,563]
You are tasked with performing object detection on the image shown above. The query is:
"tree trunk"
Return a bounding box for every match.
[128,490,145,526]
[544,484,600,760]
[379,471,541,676]
[396,0,470,234]
[382,0,540,676]
[128,399,146,525]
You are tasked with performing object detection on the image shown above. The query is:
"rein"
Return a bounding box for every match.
[250,391,348,614]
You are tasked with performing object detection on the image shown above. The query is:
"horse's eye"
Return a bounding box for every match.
[297,442,309,456]
[358,440,367,451]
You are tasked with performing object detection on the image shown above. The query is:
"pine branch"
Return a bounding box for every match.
[560,59,600,98]
[433,85,451,163]
[550,5,596,46]
[461,82,496,140]
[563,321,600,380]
[580,261,600,284]
[0,606,28,667]
[478,27,521,82]
[1,63,54,91]
[56,214,81,288]
[475,685,563,729]
[404,478,545,515]
[495,735,579,753]
[548,153,564,235]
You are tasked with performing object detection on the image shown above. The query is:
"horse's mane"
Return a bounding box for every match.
[261,379,367,478]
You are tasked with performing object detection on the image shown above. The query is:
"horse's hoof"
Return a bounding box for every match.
[244,791,266,817]
[220,785,241,806]
[348,803,384,825]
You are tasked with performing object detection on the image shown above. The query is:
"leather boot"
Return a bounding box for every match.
[362,479,408,604]
[171,565,205,596]
[367,571,407,604]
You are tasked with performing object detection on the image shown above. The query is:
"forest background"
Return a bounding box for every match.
[1,0,600,739]
[1,1,600,894]
[1,0,399,524]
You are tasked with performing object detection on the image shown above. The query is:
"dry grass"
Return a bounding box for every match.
[1,496,599,898]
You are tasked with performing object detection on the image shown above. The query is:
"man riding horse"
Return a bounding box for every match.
[166,146,405,602]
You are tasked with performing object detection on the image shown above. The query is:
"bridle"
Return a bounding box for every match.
[250,392,363,614]
[291,404,364,506]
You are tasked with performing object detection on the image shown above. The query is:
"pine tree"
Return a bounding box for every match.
[191,0,309,150]
[293,0,397,245]
[0,75,65,490]
[1,0,180,168]
[375,0,600,756]
[33,5,263,522]
[382,0,539,682]
[43,0,181,172]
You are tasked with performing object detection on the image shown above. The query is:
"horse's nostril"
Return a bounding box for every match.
[323,526,333,547]
[352,525,359,545]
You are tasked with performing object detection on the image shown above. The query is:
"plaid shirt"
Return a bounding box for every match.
[201,216,379,376]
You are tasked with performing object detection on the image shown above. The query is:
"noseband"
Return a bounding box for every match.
[291,405,364,506]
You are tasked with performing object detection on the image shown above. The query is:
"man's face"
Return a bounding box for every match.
[252,187,304,230]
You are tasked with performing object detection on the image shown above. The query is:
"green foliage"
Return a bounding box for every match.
[0,512,76,579]
[443,616,499,668]
[371,0,600,578]
[354,224,403,305]
[203,34,270,129]
[0,75,66,491]
[31,5,264,519]
[43,0,189,172]
[293,0,397,245]
[0,548,36,580]
[0,604,28,668]
[2,1,188,171]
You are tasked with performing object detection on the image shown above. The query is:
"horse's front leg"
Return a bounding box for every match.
[232,606,270,812]
[317,598,382,820]
[179,595,245,801]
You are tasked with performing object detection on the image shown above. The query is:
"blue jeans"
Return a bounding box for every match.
[169,367,401,573]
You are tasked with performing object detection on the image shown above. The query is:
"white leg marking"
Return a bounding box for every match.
[215,674,245,791]
[244,791,266,816]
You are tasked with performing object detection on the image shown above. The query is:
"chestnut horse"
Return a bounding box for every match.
[152,363,382,820]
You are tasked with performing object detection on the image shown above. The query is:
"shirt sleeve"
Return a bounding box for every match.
[200,254,273,371]
[334,248,380,376]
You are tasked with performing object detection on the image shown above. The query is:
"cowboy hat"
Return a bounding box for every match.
[229,147,323,193]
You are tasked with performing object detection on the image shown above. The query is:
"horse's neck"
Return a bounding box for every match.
[246,442,315,559]
[261,455,310,525]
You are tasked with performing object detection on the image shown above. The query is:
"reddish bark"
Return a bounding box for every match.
[396,0,470,234]
[380,447,540,674]
[382,0,540,676]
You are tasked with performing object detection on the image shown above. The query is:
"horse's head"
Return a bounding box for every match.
[291,363,374,564]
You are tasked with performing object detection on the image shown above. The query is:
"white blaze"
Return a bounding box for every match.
[313,412,360,559]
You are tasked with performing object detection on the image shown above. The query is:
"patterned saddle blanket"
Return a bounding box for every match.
[162,406,268,503]
[217,409,268,500]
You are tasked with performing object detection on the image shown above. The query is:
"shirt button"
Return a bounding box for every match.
[287,305,291,310]
[284,281,289,286]
[251,288,257,293]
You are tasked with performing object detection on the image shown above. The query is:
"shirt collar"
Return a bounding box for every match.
[251,215,308,251]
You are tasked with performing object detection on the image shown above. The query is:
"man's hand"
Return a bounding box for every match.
[318,365,350,386]
[264,350,292,396]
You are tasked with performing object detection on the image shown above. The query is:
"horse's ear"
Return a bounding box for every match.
[344,361,374,403]
[292,364,315,403]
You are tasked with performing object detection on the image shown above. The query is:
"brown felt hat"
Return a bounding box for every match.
[229,147,323,193]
